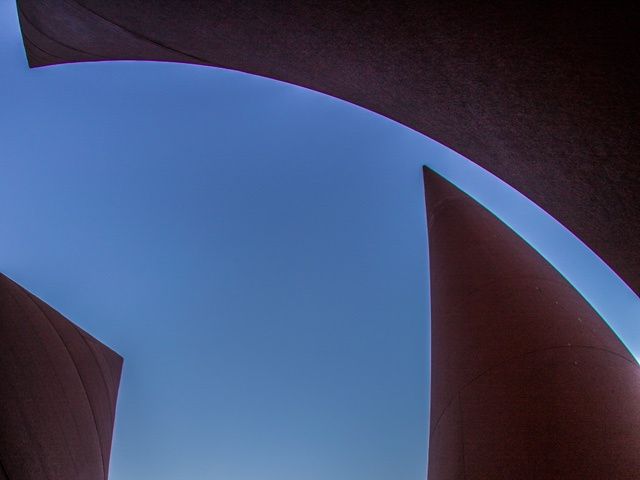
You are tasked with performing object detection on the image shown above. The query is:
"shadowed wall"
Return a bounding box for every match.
[424,167,640,479]
[0,274,122,480]
[15,0,640,294]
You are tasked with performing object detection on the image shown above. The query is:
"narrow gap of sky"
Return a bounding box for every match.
[425,150,640,358]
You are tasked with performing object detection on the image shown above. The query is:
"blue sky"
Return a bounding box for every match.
[0,2,638,479]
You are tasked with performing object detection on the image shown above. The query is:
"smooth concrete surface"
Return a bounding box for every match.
[0,273,122,480]
[424,167,640,479]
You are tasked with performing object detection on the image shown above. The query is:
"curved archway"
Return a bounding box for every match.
[16,0,640,294]
[6,4,633,478]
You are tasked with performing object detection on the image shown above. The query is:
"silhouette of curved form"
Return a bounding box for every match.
[9,2,640,478]
[0,274,122,480]
[424,167,640,479]
[15,0,640,294]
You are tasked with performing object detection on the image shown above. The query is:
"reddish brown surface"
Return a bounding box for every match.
[14,0,640,294]
[424,167,640,479]
[0,273,122,480]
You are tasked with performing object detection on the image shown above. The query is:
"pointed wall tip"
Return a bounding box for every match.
[422,166,483,230]
[421,166,465,198]
[0,273,123,479]
[423,164,640,479]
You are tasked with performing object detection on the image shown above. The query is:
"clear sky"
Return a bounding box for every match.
[0,2,638,479]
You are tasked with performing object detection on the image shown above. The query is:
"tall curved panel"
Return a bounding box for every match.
[0,273,122,480]
[15,0,640,294]
[423,167,640,479]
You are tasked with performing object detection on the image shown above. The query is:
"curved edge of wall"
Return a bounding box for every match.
[0,273,122,480]
[424,166,640,479]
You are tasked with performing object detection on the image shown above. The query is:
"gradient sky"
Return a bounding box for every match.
[1,2,638,479]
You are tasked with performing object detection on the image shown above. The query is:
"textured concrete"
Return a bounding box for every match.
[0,273,122,480]
[424,166,640,479]
[14,0,640,294]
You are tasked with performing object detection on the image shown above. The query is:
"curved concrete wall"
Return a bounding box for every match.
[424,167,640,479]
[9,3,639,478]
[0,274,122,480]
[15,0,640,294]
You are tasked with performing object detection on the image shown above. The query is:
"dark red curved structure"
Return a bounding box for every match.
[0,274,122,480]
[15,0,640,294]
[424,167,640,479]
[8,2,640,479]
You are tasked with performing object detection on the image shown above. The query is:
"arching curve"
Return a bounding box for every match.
[16,0,640,293]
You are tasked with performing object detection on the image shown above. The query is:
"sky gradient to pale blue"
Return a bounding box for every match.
[0,2,638,479]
